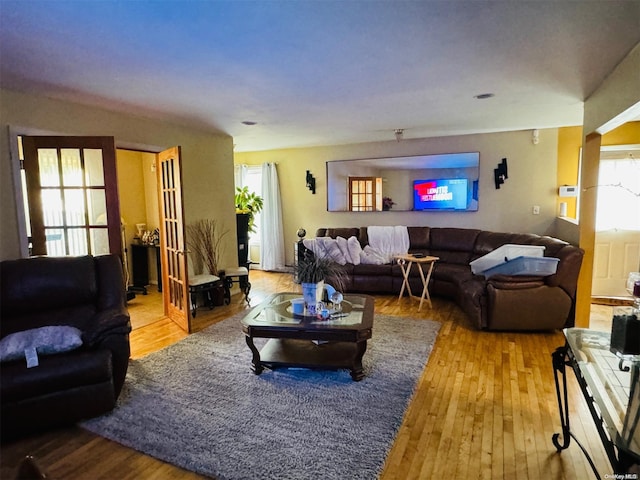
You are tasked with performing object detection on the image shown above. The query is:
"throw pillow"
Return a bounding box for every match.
[0,326,83,363]
[335,236,352,264]
[347,236,362,265]
[319,237,346,265]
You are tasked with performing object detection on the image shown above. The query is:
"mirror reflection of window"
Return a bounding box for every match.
[348,177,382,211]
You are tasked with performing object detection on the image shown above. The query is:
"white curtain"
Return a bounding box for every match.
[234,164,248,189]
[260,163,285,271]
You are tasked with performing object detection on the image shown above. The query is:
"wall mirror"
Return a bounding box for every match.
[326,152,480,212]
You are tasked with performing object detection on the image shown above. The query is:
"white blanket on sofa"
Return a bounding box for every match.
[302,226,409,265]
[367,226,410,262]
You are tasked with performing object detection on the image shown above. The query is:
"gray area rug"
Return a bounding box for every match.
[82,312,440,480]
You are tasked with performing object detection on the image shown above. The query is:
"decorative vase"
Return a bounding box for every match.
[301,280,324,315]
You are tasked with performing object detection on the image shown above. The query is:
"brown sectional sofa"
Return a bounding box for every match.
[304,226,584,331]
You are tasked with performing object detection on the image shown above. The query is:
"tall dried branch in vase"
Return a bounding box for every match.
[186,219,228,276]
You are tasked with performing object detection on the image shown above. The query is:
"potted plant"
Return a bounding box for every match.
[186,219,228,276]
[234,186,264,234]
[382,196,395,211]
[295,252,345,314]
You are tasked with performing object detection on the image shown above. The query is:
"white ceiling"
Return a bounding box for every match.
[1,1,639,152]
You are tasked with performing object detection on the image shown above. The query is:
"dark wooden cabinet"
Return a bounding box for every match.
[131,244,162,294]
[236,213,250,267]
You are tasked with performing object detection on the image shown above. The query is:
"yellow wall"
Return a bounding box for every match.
[237,128,561,266]
[116,149,161,283]
[556,121,640,219]
[556,127,583,218]
[0,88,237,270]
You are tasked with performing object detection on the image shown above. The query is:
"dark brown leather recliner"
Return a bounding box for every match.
[0,254,131,440]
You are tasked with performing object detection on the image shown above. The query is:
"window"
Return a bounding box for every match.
[596,157,640,231]
[236,165,262,248]
[349,177,382,211]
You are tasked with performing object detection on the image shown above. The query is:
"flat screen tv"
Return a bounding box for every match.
[413,178,468,211]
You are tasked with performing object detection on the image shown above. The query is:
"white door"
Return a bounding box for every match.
[591,146,640,297]
[593,230,640,297]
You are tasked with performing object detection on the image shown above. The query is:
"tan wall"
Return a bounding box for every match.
[583,43,640,135]
[0,88,237,270]
[236,128,559,266]
[141,152,160,230]
[116,150,146,282]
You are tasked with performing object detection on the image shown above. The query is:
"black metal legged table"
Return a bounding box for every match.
[552,328,640,479]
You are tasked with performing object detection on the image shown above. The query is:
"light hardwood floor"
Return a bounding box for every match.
[1,271,612,479]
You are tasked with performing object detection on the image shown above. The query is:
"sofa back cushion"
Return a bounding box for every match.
[316,228,360,240]
[407,227,430,251]
[472,231,569,259]
[1,255,98,320]
[316,227,369,248]
[429,228,481,265]
[472,232,541,259]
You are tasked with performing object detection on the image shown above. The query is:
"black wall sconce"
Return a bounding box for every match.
[306,170,316,194]
[494,158,508,189]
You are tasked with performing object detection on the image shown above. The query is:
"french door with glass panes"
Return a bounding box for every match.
[157,146,190,332]
[21,136,121,258]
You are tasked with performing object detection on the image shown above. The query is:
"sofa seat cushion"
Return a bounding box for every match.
[487,285,572,330]
[458,277,486,306]
[352,274,393,292]
[352,263,393,292]
[456,277,488,327]
[326,264,354,292]
[431,263,474,285]
[1,349,113,402]
[391,262,425,278]
[353,263,393,276]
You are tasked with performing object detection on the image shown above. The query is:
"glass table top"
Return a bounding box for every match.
[242,292,370,327]
[565,328,640,458]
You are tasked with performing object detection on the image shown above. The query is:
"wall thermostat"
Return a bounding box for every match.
[559,185,579,197]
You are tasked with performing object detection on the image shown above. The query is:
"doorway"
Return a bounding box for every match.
[116,149,165,329]
[14,135,188,331]
[591,145,640,299]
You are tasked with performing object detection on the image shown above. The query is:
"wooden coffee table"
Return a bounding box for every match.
[241,292,374,381]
